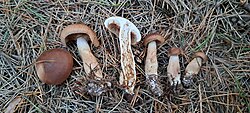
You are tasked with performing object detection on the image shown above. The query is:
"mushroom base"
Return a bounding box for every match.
[146,74,163,96]
[182,73,194,87]
[73,77,111,96]
[87,82,105,96]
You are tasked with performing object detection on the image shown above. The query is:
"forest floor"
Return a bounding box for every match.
[0,0,250,113]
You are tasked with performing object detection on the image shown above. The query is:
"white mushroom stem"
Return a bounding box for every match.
[118,23,136,94]
[183,57,202,86]
[185,57,202,76]
[145,41,163,96]
[77,37,103,79]
[145,41,158,75]
[104,17,141,94]
[167,55,181,86]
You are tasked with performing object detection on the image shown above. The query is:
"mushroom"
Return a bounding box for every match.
[104,17,141,94]
[182,52,208,87]
[167,47,182,87]
[35,48,73,85]
[143,33,165,96]
[60,24,105,96]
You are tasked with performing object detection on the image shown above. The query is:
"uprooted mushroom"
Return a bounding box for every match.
[60,24,107,96]
[182,52,208,87]
[167,47,182,88]
[104,17,141,94]
[143,33,165,96]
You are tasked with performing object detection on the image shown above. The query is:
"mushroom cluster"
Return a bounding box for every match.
[34,16,208,97]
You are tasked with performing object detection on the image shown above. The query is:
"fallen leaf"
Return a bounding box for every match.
[4,97,22,113]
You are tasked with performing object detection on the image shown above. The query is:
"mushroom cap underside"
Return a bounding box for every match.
[104,16,141,45]
[60,24,100,47]
[143,33,165,46]
[35,48,73,85]
[194,51,208,62]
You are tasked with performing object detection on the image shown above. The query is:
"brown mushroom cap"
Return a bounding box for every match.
[143,33,165,46]
[194,52,208,62]
[168,47,182,56]
[60,24,100,47]
[35,48,73,85]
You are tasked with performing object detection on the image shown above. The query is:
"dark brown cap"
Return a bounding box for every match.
[35,48,73,85]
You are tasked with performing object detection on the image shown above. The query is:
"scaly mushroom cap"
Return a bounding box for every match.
[143,33,165,46]
[104,16,141,45]
[168,47,182,56]
[194,52,208,62]
[60,24,100,47]
[35,48,73,85]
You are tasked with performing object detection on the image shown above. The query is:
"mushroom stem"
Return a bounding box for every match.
[145,41,163,96]
[104,17,141,94]
[77,37,103,79]
[183,57,202,86]
[167,55,181,86]
[145,41,158,75]
[119,23,136,94]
